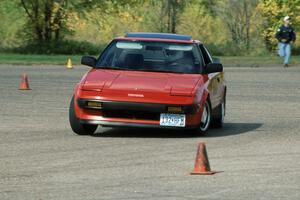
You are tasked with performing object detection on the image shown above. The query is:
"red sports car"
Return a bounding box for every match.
[69,32,226,135]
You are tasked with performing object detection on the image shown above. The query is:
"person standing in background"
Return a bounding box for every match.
[275,16,296,67]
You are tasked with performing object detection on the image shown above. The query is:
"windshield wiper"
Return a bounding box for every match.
[98,66,131,70]
[98,67,185,74]
[135,69,185,74]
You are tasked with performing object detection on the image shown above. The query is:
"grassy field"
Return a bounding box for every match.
[220,56,300,67]
[0,54,82,65]
[0,53,300,66]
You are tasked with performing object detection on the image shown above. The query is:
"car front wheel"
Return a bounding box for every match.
[196,99,212,134]
[69,96,98,135]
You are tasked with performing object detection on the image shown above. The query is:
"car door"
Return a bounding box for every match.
[198,44,223,109]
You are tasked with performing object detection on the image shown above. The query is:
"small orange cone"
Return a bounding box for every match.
[66,58,73,69]
[191,143,216,175]
[19,73,31,90]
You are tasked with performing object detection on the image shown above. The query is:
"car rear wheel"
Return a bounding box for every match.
[69,96,98,135]
[211,97,225,128]
[195,100,212,135]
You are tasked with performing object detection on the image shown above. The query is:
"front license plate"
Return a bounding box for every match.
[160,113,186,127]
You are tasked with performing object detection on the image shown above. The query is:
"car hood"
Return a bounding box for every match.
[82,69,204,96]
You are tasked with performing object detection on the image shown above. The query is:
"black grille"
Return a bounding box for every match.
[103,110,160,120]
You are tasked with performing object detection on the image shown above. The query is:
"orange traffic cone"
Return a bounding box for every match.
[191,143,216,175]
[19,73,31,90]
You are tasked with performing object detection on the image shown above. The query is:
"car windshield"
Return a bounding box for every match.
[96,40,203,74]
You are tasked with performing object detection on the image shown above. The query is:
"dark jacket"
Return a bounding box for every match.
[275,25,296,43]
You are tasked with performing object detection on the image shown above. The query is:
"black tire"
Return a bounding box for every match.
[69,96,98,135]
[194,99,212,135]
[211,96,225,128]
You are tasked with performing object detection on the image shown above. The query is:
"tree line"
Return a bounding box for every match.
[0,0,299,55]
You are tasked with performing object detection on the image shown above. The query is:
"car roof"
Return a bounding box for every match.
[115,32,201,44]
[125,32,192,40]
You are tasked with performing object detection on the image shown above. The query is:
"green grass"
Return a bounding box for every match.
[0,53,82,65]
[219,55,300,67]
[0,53,300,66]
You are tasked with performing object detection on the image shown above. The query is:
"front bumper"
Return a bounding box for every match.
[77,99,198,114]
[75,98,203,128]
[80,119,198,129]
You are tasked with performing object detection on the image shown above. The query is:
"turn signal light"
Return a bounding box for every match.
[167,106,183,113]
[87,101,103,109]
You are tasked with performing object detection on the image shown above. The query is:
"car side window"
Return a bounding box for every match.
[194,44,207,74]
[199,44,212,65]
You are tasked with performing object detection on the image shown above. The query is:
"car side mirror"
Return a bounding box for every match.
[205,63,223,74]
[81,56,96,67]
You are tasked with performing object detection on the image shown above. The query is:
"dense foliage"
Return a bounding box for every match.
[0,0,299,55]
[257,0,300,51]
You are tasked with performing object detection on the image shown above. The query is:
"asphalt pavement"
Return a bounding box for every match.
[0,64,299,200]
